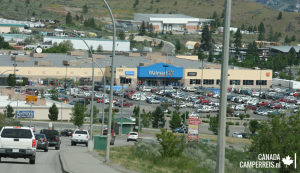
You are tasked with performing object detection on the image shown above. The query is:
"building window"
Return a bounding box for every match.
[120,77,132,84]
[243,80,254,85]
[230,80,241,85]
[203,79,214,85]
[216,79,221,85]
[190,79,201,84]
[256,80,267,85]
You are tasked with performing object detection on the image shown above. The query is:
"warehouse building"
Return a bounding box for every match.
[134,13,213,32]
[43,36,130,52]
[0,52,272,89]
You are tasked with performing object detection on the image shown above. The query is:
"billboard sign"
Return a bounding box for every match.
[187,117,200,142]
[137,63,183,79]
[15,111,34,118]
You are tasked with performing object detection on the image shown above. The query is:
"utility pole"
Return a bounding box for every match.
[138,89,141,134]
[30,89,33,127]
[61,101,63,130]
[216,0,231,173]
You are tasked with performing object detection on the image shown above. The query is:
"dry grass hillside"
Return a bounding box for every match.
[0,0,299,36]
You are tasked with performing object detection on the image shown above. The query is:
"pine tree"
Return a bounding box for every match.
[152,107,165,128]
[277,11,282,20]
[175,39,181,53]
[169,111,182,130]
[208,51,213,62]
[7,74,16,87]
[268,27,274,41]
[82,4,88,13]
[118,30,125,40]
[71,103,86,128]
[66,12,72,25]
[5,105,14,118]
[48,103,58,121]
[258,22,265,41]
[139,21,146,36]
[200,25,213,52]
[233,28,242,58]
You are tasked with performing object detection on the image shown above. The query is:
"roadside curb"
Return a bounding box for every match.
[59,150,70,173]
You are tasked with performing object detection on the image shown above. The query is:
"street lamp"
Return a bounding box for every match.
[163,64,169,96]
[103,0,116,163]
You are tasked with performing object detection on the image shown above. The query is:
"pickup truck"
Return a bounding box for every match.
[40,129,61,150]
[71,129,89,146]
[0,126,36,164]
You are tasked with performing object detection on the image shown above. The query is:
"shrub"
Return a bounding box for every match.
[134,140,161,161]
[182,143,206,161]
[226,122,234,125]
[235,122,240,126]
[156,128,185,157]
[243,122,248,126]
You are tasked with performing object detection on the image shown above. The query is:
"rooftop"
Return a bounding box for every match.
[268,46,300,53]
[135,13,197,19]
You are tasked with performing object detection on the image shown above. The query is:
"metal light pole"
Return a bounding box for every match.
[216,0,232,173]
[259,68,262,101]
[201,59,204,90]
[30,90,33,127]
[61,101,63,130]
[163,64,168,95]
[138,88,142,134]
[104,0,116,163]
[120,83,124,135]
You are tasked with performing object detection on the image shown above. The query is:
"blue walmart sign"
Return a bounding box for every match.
[138,63,183,79]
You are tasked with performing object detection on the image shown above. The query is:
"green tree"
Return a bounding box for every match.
[277,11,282,20]
[233,28,242,58]
[258,22,265,41]
[48,103,58,121]
[118,30,125,40]
[175,39,181,53]
[156,128,185,157]
[249,120,259,134]
[66,12,72,25]
[208,51,213,62]
[239,114,245,120]
[84,18,96,28]
[49,88,59,101]
[152,107,165,128]
[141,110,151,128]
[285,35,290,44]
[268,26,274,41]
[10,27,20,34]
[7,74,16,87]
[209,116,218,134]
[88,105,99,123]
[249,114,300,172]
[5,105,14,118]
[71,103,86,127]
[200,25,213,52]
[133,0,139,8]
[0,36,9,49]
[169,111,182,130]
[96,45,103,52]
[82,4,88,13]
[139,21,146,36]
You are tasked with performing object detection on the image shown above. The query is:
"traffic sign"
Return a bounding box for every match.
[26,95,37,102]
[15,111,34,118]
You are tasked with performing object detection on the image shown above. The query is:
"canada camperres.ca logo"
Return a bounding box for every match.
[240,153,297,169]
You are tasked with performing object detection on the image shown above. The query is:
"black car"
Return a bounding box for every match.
[61,129,73,136]
[40,129,61,150]
[34,134,49,152]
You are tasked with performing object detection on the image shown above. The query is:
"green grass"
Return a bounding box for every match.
[98,143,274,173]
[0,0,299,38]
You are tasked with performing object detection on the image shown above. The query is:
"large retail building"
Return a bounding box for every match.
[0,51,272,89]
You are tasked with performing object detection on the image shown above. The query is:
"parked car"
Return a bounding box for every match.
[172,127,188,133]
[61,129,73,136]
[40,129,61,150]
[232,132,243,138]
[0,126,36,164]
[34,134,49,152]
[71,129,89,146]
[127,132,139,142]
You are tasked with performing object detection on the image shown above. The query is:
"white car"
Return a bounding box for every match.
[0,126,36,164]
[232,132,243,138]
[127,132,139,142]
[71,129,89,146]
[189,112,199,117]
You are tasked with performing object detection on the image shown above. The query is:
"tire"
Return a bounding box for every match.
[127,139,129,142]
[29,157,35,164]
[85,142,88,147]
[44,148,48,152]
[71,142,74,146]
[0,157,1,163]
[55,145,60,150]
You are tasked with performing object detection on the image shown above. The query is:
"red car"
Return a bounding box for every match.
[246,105,257,110]
[257,101,268,107]
[122,102,133,107]
[97,99,104,103]
[271,104,282,109]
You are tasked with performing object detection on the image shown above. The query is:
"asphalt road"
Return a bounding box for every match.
[0,141,63,173]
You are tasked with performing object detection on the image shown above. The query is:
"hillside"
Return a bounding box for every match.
[0,0,300,37]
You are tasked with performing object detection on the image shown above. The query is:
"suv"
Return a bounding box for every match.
[34,134,49,152]
[71,129,89,146]
[0,126,36,164]
[127,132,139,142]
[40,129,61,150]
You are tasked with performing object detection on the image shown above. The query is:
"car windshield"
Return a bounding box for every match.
[75,131,87,134]
[1,129,32,138]
[35,134,46,139]
[130,133,137,135]
[41,130,59,136]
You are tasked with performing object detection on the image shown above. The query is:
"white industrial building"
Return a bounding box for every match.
[134,13,213,32]
[43,36,130,52]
